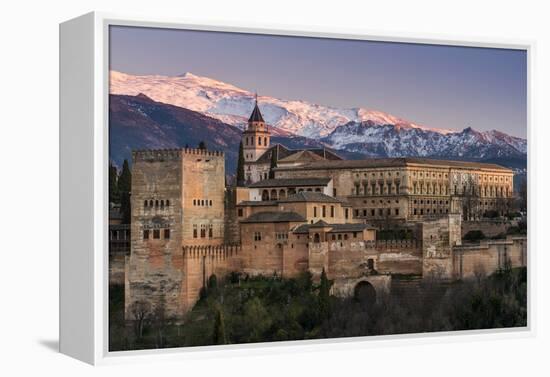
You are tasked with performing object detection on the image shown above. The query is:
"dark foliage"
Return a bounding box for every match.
[464,230,486,242]
[109,267,526,351]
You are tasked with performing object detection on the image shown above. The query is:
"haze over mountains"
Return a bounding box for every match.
[109,70,527,178]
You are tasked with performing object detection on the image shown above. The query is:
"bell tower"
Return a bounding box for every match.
[242,95,270,163]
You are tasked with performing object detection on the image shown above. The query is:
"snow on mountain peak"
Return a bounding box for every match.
[110,70,462,138]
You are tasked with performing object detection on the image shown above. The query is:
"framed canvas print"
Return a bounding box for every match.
[60,12,532,365]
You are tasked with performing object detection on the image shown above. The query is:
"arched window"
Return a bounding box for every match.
[209,200,213,206]
[160,200,164,208]
[258,137,262,146]
[149,200,154,207]
[313,233,321,243]
[279,189,286,199]
[262,190,269,201]
[166,200,170,207]
[264,137,267,146]
[155,200,159,208]
[270,189,278,200]
[144,200,148,208]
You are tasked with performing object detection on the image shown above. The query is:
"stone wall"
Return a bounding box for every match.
[453,237,527,279]
[462,220,514,238]
[421,214,462,279]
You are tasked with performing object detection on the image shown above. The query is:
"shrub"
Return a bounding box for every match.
[464,230,486,242]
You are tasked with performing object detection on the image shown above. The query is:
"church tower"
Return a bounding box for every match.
[242,95,270,163]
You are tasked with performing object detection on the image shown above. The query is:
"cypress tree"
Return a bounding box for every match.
[236,141,245,186]
[109,161,119,203]
[118,159,132,224]
[213,307,227,345]
[198,141,207,150]
[268,147,277,179]
[318,268,332,321]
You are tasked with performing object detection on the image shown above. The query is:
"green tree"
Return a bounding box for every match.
[213,306,228,345]
[236,141,245,186]
[118,159,132,224]
[198,141,207,150]
[109,161,119,203]
[318,268,332,320]
[268,147,277,179]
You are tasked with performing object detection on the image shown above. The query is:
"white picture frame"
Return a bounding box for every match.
[59,11,535,365]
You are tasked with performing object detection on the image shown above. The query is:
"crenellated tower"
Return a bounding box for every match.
[242,95,270,164]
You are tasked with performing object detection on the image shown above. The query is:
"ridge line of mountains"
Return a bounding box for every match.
[109,71,527,187]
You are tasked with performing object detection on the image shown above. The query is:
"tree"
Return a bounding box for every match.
[318,268,332,320]
[236,141,245,186]
[460,174,481,221]
[130,300,152,339]
[213,306,228,345]
[518,179,527,212]
[109,161,119,203]
[118,159,132,224]
[268,147,277,179]
[198,141,207,150]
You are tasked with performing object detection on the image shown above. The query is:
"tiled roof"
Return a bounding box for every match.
[251,145,343,165]
[248,102,265,123]
[275,157,512,172]
[236,200,278,207]
[278,150,324,163]
[241,211,306,223]
[280,192,343,204]
[248,177,332,188]
[292,222,372,234]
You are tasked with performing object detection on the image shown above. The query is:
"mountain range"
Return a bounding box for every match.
[109,70,527,180]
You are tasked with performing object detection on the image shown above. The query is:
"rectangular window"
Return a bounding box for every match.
[330,206,334,217]
[164,229,170,239]
[314,206,317,217]
[153,229,160,239]
[363,209,367,216]
[200,225,206,238]
[143,229,149,239]
[254,232,262,241]
[395,208,399,216]
[208,225,213,238]
[322,206,326,217]
[193,225,198,238]
[238,208,243,217]
[345,208,349,219]
[371,209,375,216]
[333,188,337,196]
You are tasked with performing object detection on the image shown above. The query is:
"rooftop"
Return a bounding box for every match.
[241,211,306,223]
[279,192,343,204]
[248,102,265,123]
[248,177,332,188]
[293,222,373,234]
[274,157,512,172]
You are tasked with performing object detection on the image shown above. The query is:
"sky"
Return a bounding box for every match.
[109,26,527,138]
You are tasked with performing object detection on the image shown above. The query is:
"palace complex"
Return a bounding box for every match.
[117,100,525,321]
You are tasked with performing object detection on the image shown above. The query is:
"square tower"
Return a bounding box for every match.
[126,148,225,318]
[242,98,270,163]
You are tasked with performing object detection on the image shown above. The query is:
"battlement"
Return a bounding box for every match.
[183,244,241,259]
[132,148,225,162]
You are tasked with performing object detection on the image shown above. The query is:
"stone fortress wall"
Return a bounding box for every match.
[122,147,524,321]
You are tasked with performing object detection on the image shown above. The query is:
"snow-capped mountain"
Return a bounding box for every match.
[110,70,453,138]
[322,121,527,159]
[110,70,526,167]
